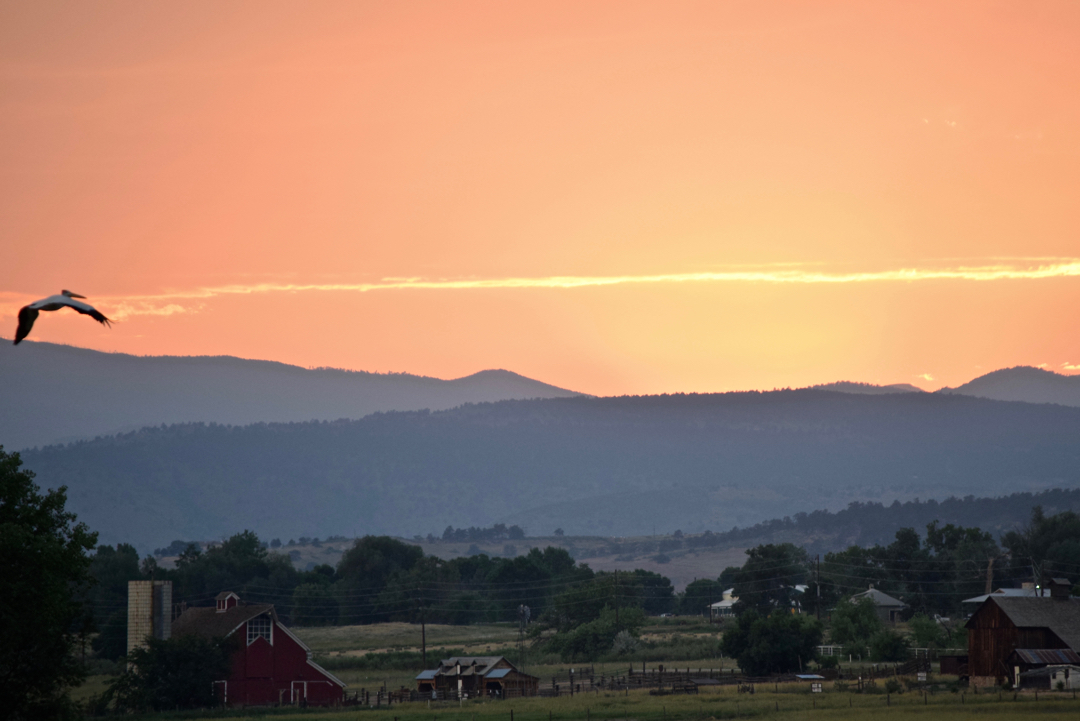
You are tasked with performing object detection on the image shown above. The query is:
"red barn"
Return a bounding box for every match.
[172,591,345,707]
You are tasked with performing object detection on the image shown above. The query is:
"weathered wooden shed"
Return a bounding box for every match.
[965,580,1080,689]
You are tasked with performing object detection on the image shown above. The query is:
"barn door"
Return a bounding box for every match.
[212,680,227,706]
[291,681,308,705]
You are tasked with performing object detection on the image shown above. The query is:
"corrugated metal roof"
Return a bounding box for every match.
[416,670,438,680]
[486,668,512,679]
[1012,648,1080,665]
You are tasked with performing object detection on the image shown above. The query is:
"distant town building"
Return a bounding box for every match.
[415,656,538,698]
[171,591,345,706]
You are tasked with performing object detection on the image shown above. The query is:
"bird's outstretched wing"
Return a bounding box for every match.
[14,306,38,345]
[64,297,112,327]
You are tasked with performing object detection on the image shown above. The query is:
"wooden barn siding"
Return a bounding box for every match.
[968,601,1067,680]
[226,619,342,706]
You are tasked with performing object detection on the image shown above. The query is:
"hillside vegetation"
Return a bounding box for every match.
[19,390,1080,550]
[0,340,581,450]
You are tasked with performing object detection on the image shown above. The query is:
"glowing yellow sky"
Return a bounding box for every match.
[3,1,1080,395]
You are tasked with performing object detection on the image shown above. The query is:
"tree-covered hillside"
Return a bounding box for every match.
[18,389,1080,550]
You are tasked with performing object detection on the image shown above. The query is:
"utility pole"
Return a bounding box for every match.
[614,569,619,627]
[814,555,821,621]
[421,606,427,669]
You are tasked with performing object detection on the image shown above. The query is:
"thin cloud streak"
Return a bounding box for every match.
[4,260,1080,318]
[114,259,1080,304]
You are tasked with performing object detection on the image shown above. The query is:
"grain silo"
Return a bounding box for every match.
[127,580,172,655]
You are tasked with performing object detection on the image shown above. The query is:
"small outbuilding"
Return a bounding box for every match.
[1008,648,1080,688]
[848,585,906,623]
[415,656,538,698]
[1018,664,1080,690]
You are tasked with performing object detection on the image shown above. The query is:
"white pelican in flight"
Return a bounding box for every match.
[14,290,112,345]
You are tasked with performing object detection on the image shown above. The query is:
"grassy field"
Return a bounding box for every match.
[78,684,1080,720]
[75,619,1080,719]
[294,622,521,655]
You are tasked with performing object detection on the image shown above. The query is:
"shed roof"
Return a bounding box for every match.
[1019,665,1080,679]
[486,668,512,679]
[416,669,438,680]
[1011,648,1080,665]
[172,603,276,639]
[849,588,905,608]
[969,597,1080,651]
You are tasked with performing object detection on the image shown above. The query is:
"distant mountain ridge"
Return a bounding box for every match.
[0,340,582,450]
[810,381,925,394]
[940,365,1080,407]
[20,389,1080,551]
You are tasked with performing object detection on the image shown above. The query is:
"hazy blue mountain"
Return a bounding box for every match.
[0,340,582,450]
[19,390,1080,551]
[810,381,925,394]
[939,365,1080,406]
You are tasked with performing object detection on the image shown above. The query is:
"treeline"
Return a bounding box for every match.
[689,506,1080,623]
[575,489,1080,559]
[85,532,678,662]
[426,523,526,543]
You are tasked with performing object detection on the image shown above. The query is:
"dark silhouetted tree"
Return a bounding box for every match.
[0,447,97,720]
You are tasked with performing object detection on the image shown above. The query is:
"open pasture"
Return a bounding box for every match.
[98,684,1080,720]
[294,622,521,655]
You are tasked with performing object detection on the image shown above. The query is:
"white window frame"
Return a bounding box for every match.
[247,615,272,646]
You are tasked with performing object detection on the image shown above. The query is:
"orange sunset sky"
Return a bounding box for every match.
[3,1,1080,396]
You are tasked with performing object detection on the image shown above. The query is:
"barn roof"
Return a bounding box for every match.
[172,602,277,639]
[970,597,1080,651]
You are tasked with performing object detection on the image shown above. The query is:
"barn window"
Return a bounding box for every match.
[247,616,272,645]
